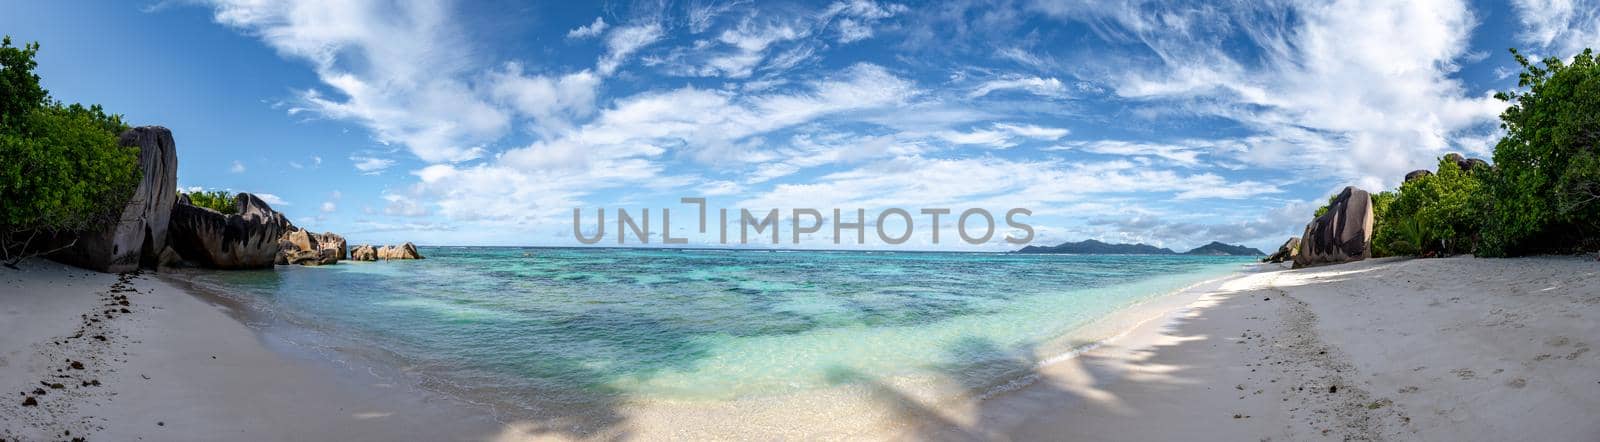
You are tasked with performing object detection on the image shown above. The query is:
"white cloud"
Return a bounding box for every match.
[487,64,601,137]
[1511,0,1600,57]
[820,0,908,43]
[1032,0,1505,190]
[230,160,245,173]
[994,123,1069,140]
[598,22,665,75]
[320,201,337,213]
[938,128,1016,148]
[1050,140,1217,166]
[351,155,396,174]
[201,0,508,163]
[255,193,289,206]
[969,76,1068,98]
[735,157,1282,224]
[382,192,430,217]
[409,63,918,225]
[567,16,609,39]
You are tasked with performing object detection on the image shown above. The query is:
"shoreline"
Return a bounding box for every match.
[6,256,1598,440]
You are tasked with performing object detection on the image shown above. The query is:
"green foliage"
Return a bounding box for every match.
[1479,48,1600,255]
[185,190,238,214]
[1382,158,1486,255]
[0,36,138,266]
[1368,191,1398,257]
[1312,193,1337,218]
[0,37,48,131]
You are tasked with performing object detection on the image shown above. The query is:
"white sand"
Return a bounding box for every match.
[973,256,1600,441]
[0,260,501,441]
[5,256,1598,441]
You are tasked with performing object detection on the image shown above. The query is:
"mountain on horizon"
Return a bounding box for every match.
[1181,241,1266,256]
[1015,239,1265,256]
[1014,239,1177,255]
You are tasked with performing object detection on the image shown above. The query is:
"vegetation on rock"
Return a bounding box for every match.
[185,190,238,214]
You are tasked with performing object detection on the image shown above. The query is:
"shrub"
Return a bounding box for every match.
[1368,190,1398,257]
[1480,48,1600,255]
[0,37,139,267]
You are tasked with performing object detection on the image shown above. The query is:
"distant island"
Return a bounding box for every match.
[1014,239,1265,256]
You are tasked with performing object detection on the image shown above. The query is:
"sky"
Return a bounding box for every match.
[3,0,1597,252]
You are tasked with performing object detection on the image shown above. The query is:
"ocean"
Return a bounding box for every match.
[178,247,1250,418]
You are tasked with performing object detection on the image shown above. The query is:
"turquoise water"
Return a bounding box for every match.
[183,247,1249,408]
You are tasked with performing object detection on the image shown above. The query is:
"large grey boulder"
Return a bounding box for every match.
[166,193,288,269]
[1294,186,1375,268]
[49,126,178,272]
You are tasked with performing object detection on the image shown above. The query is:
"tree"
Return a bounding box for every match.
[1481,48,1600,255]
[185,190,238,214]
[0,36,47,131]
[0,37,139,267]
[1368,190,1398,257]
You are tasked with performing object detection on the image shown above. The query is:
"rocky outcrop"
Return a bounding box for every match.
[350,244,377,261]
[346,243,420,261]
[284,229,318,254]
[274,229,346,266]
[166,193,288,269]
[279,248,322,266]
[1441,153,1490,173]
[1443,153,1466,170]
[314,232,347,260]
[1294,186,1375,269]
[1263,237,1301,263]
[1404,169,1433,182]
[49,126,178,272]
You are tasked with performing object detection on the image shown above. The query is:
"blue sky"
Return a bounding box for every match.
[4,0,1597,251]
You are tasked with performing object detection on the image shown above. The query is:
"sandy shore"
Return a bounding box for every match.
[0,260,502,441]
[957,256,1600,441]
[4,256,1598,440]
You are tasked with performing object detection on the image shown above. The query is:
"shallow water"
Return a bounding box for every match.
[184,247,1249,408]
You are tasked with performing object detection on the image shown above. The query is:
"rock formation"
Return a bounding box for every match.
[347,243,420,261]
[166,193,289,269]
[1294,186,1374,268]
[1441,152,1490,173]
[350,244,377,261]
[315,232,347,260]
[48,127,178,272]
[1263,237,1301,263]
[274,228,347,266]
[1404,169,1433,182]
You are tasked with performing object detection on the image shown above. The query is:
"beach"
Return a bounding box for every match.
[4,255,1598,440]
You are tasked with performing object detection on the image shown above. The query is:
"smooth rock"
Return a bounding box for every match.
[48,126,178,272]
[165,193,288,269]
[1294,186,1374,269]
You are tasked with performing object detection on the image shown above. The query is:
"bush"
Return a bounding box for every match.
[1480,48,1600,256]
[1382,158,1486,256]
[185,190,238,214]
[1368,190,1398,257]
[0,37,138,266]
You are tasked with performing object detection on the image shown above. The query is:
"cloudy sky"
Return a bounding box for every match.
[5,0,1597,251]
